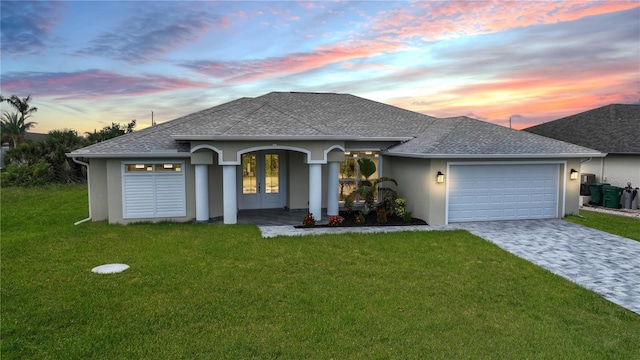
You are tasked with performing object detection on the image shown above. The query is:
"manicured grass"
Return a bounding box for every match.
[566,210,640,241]
[2,185,639,359]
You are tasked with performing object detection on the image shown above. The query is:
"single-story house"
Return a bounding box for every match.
[67,92,603,225]
[523,104,640,190]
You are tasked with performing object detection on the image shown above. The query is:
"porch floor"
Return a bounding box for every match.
[209,209,329,226]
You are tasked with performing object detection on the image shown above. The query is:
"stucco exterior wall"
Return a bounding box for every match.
[100,158,194,224]
[579,155,640,188]
[191,140,345,164]
[580,157,605,182]
[386,156,580,225]
[565,158,581,216]
[603,155,640,188]
[208,161,224,219]
[385,156,436,224]
[88,158,109,221]
[288,152,310,210]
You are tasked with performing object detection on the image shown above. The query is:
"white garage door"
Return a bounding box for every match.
[448,164,560,223]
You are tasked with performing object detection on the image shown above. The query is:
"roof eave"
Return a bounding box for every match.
[382,152,608,159]
[171,135,413,142]
[66,151,191,159]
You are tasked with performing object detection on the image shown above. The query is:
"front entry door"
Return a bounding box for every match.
[238,151,284,209]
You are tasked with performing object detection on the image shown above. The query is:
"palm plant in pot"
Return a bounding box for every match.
[356,158,397,214]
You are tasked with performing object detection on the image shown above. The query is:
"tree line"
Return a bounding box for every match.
[1,94,136,187]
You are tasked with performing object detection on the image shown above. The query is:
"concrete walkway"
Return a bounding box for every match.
[259,219,640,315]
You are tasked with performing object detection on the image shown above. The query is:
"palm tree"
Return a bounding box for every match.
[1,111,38,149]
[0,94,38,119]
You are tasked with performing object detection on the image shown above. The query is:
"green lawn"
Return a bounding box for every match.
[566,210,640,241]
[2,185,639,359]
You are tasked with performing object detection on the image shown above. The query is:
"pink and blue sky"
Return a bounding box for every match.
[1,0,638,134]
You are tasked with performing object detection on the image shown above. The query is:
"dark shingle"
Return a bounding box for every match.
[523,104,640,154]
[69,92,603,158]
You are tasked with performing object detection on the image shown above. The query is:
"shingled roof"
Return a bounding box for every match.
[69,92,603,158]
[523,104,640,154]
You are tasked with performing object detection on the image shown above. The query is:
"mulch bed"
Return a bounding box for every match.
[294,210,428,228]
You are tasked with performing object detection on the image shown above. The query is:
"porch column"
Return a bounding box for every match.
[309,163,322,221]
[223,165,237,224]
[195,164,209,222]
[327,161,339,216]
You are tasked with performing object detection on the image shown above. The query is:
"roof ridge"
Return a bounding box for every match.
[259,100,331,135]
[217,100,268,135]
[217,99,331,136]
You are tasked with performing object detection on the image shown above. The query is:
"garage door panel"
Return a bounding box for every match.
[530,194,544,203]
[448,164,559,223]
[504,194,517,203]
[489,195,503,204]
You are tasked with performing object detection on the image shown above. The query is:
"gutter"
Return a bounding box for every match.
[170,135,414,142]
[382,152,607,159]
[66,151,189,159]
[71,157,92,225]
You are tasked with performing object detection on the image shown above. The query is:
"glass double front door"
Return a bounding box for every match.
[238,151,284,209]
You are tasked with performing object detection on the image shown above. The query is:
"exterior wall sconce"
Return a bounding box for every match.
[436,171,445,183]
[570,169,578,180]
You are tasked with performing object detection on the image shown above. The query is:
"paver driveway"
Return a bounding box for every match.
[457,219,640,315]
[260,218,640,314]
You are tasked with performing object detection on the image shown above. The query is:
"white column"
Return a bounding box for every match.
[308,163,322,221]
[223,165,237,224]
[195,164,209,222]
[327,161,339,216]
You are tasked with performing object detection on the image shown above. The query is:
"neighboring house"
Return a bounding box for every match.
[24,132,48,142]
[67,92,603,225]
[524,104,640,189]
[1,132,47,168]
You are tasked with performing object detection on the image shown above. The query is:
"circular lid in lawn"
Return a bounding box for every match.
[91,263,129,274]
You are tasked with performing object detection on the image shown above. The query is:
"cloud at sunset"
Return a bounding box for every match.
[0,1,637,134]
[0,1,63,55]
[370,1,639,42]
[1,70,210,100]
[75,5,223,63]
[180,40,408,83]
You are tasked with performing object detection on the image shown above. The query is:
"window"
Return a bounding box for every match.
[125,163,182,172]
[122,162,186,219]
[339,151,379,202]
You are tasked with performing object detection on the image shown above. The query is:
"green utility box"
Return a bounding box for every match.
[588,183,610,206]
[602,185,624,209]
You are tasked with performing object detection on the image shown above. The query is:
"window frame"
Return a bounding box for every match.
[121,161,186,219]
[339,150,381,203]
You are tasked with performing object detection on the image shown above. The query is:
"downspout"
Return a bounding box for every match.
[72,157,92,225]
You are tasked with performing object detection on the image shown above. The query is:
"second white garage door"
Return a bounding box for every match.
[447,163,560,223]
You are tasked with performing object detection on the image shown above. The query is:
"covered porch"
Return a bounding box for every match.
[188,140,347,224]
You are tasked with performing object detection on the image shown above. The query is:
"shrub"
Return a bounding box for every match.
[394,198,407,218]
[1,162,51,187]
[381,191,399,215]
[355,212,365,225]
[376,207,388,224]
[302,212,316,227]
[328,215,344,226]
[343,192,355,213]
[402,211,413,224]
